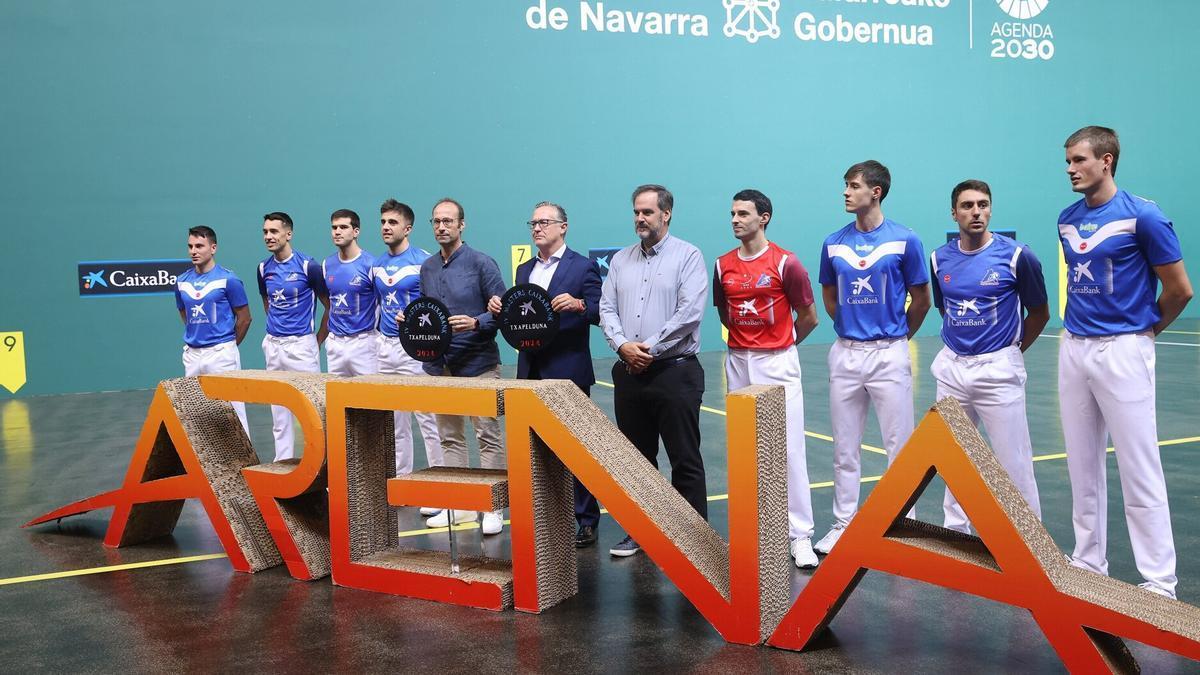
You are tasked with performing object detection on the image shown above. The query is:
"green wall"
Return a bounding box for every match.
[2,1,1196,396]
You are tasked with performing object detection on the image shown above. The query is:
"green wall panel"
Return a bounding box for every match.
[1,1,1196,395]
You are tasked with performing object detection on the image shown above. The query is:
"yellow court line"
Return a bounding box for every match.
[0,553,228,587]
[597,379,887,456]
[1032,436,1200,463]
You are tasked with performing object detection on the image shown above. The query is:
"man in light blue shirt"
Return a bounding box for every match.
[600,184,708,558]
[1058,126,1193,598]
[258,211,329,461]
[322,209,379,377]
[175,225,251,435]
[373,198,443,482]
[929,180,1047,533]
[815,160,930,555]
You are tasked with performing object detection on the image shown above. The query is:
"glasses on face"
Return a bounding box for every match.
[430,218,459,226]
[527,219,564,231]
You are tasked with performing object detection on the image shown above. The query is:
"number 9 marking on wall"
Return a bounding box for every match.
[0,332,27,394]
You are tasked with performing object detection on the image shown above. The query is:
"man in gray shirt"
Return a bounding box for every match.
[599,184,709,557]
[418,197,508,535]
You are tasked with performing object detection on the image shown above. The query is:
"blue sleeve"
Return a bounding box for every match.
[1015,245,1048,308]
[175,287,184,312]
[902,233,930,286]
[307,260,327,296]
[818,243,835,286]
[582,258,602,326]
[1136,202,1183,266]
[226,276,249,309]
[475,254,506,331]
[930,253,944,315]
[256,264,267,297]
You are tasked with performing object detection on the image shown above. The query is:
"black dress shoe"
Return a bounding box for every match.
[575,525,598,548]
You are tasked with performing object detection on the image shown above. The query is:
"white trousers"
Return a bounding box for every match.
[930,345,1041,532]
[378,335,444,475]
[262,334,321,462]
[182,341,249,436]
[828,337,915,527]
[326,331,380,377]
[1059,332,1176,595]
[726,347,813,541]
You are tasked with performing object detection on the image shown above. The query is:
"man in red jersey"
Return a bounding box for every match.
[713,189,820,567]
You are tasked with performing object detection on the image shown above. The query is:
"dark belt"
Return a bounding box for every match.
[644,353,697,373]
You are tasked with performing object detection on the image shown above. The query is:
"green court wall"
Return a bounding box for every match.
[1,1,1196,396]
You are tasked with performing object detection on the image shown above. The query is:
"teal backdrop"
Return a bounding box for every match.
[1,0,1196,396]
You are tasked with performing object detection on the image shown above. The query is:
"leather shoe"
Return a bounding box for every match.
[575,525,598,548]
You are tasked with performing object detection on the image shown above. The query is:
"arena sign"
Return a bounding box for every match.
[24,372,1200,671]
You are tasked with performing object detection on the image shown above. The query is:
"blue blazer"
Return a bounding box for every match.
[515,247,602,391]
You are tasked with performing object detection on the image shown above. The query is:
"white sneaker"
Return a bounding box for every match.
[425,509,476,528]
[481,511,504,535]
[790,538,819,569]
[419,507,442,517]
[814,524,846,555]
[1138,581,1177,600]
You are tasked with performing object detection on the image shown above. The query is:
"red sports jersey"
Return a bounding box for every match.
[713,242,814,350]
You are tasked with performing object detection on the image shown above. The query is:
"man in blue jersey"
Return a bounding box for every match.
[323,209,379,377]
[373,198,443,485]
[815,160,931,554]
[1058,126,1194,598]
[175,225,251,434]
[419,198,508,535]
[930,180,1048,532]
[258,212,330,462]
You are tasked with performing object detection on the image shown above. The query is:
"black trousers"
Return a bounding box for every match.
[527,364,601,529]
[611,357,707,520]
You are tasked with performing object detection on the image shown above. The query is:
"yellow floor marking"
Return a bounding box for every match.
[0,553,228,587]
[597,379,887,456]
[1032,436,1200,462]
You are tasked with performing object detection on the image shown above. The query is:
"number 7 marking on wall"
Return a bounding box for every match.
[0,332,26,394]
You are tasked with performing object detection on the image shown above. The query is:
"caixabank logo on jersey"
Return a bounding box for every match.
[78,259,192,298]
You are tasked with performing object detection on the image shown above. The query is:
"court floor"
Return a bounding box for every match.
[2,320,1199,672]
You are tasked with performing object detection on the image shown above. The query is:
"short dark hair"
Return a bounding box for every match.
[732,189,773,228]
[533,201,568,223]
[433,198,465,221]
[950,180,991,209]
[380,199,414,225]
[844,160,891,202]
[331,209,360,229]
[632,184,673,225]
[262,212,293,230]
[1065,126,1120,178]
[188,225,217,245]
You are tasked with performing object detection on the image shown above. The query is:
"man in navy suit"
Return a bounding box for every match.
[489,201,604,547]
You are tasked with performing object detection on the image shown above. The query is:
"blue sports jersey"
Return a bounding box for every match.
[322,250,378,336]
[818,219,929,341]
[175,265,249,348]
[1058,190,1183,336]
[931,234,1047,356]
[372,247,430,338]
[257,251,326,337]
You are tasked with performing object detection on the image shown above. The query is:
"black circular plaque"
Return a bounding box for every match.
[499,284,559,353]
[398,297,452,362]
